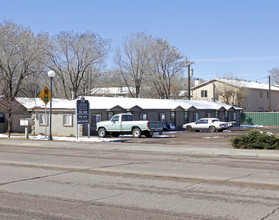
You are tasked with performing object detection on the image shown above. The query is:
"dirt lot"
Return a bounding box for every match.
[121,127,279,149]
[4,126,279,149]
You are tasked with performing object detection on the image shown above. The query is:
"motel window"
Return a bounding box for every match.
[184,111,188,123]
[63,114,73,127]
[140,113,148,120]
[0,113,4,123]
[159,112,166,122]
[171,111,175,125]
[194,113,199,121]
[215,111,219,118]
[201,90,207,97]
[39,114,48,126]
[260,91,263,98]
[225,111,228,121]
[233,112,236,121]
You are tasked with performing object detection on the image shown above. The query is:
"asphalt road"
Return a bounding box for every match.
[0,135,279,220]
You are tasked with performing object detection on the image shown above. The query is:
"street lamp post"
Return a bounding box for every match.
[47,70,55,140]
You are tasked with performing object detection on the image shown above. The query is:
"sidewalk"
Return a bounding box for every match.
[0,133,120,142]
[124,145,279,159]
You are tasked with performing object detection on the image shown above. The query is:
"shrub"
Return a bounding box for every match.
[230,129,279,150]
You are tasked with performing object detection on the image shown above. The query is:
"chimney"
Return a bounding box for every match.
[194,78,201,87]
[71,91,75,100]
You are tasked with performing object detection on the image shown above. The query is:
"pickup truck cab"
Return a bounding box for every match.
[182,118,229,132]
[96,113,163,138]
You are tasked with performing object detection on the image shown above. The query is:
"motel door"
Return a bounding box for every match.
[91,114,102,134]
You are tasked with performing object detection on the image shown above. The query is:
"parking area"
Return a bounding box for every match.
[121,127,279,149]
[2,126,279,149]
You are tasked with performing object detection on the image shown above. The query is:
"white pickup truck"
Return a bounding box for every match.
[182,118,229,132]
[96,113,163,138]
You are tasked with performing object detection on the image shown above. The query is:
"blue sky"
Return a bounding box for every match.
[1,0,279,83]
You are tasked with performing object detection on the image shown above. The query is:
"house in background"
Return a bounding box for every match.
[91,87,136,97]
[191,78,279,112]
[0,98,33,133]
[14,96,242,137]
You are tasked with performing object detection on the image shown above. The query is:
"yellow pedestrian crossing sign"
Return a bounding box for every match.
[39,86,51,104]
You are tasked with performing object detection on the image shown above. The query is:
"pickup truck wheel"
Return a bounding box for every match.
[209,126,216,132]
[98,128,107,138]
[186,126,193,132]
[132,128,141,138]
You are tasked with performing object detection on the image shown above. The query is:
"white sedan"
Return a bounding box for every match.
[182,118,229,132]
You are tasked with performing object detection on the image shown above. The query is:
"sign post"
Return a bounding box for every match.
[20,118,34,139]
[76,96,90,140]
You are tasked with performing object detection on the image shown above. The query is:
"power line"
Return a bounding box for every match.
[250,76,269,82]
[193,56,279,63]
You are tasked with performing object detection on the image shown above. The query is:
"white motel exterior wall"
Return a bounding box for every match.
[33,109,79,137]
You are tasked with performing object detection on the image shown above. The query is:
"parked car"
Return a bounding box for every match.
[182,118,229,132]
[96,113,163,138]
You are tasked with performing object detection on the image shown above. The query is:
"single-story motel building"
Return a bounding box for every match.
[0,96,242,136]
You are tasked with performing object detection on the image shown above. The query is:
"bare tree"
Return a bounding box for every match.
[216,87,234,104]
[46,31,110,99]
[100,69,125,87]
[114,32,153,98]
[169,76,187,99]
[234,88,247,107]
[216,85,247,108]
[0,97,24,137]
[269,67,279,85]
[0,21,47,98]
[149,39,189,99]
[80,66,103,96]
[21,61,48,97]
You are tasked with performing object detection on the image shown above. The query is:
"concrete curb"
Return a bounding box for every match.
[118,146,279,159]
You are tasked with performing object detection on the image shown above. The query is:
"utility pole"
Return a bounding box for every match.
[187,62,194,100]
[269,75,271,112]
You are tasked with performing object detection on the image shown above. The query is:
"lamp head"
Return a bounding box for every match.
[47,70,55,78]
